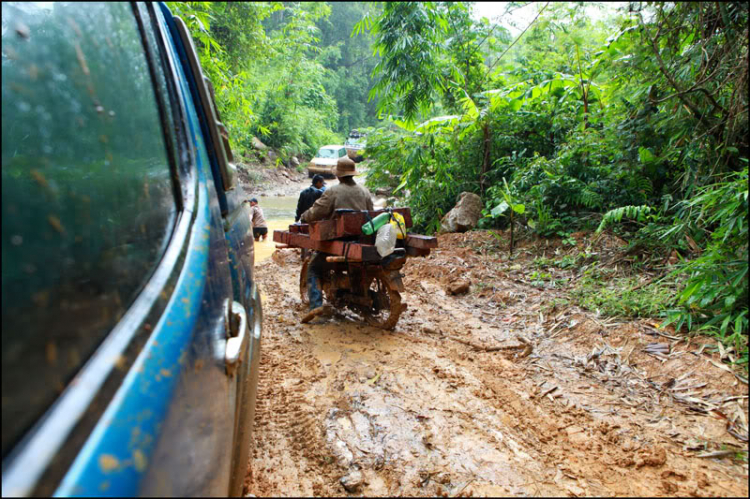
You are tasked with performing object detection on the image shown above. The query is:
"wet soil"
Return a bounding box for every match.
[244,229,748,497]
[237,161,310,198]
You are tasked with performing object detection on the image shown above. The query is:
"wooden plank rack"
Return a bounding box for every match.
[273,208,437,262]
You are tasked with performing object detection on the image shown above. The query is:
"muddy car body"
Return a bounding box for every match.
[307,145,347,178]
[2,2,261,496]
[344,130,366,162]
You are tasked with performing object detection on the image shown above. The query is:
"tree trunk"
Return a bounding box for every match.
[509,211,514,258]
[480,122,491,195]
[582,86,589,129]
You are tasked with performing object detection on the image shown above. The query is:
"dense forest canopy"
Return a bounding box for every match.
[165,1,382,157]
[171,2,748,364]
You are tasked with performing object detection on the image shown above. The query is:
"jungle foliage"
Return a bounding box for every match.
[356,2,748,360]
[165,1,382,160]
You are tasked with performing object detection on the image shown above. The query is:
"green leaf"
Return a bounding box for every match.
[721,314,732,334]
[393,176,409,194]
[512,203,525,214]
[491,201,510,217]
[638,147,655,163]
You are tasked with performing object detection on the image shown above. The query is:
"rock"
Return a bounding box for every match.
[268,150,278,163]
[490,290,515,305]
[440,192,482,233]
[566,483,586,497]
[635,446,667,468]
[251,136,267,150]
[422,325,440,335]
[447,280,470,295]
[340,469,364,493]
[291,156,300,168]
[694,471,709,488]
[375,187,392,196]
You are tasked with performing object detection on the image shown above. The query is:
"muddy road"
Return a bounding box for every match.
[243,230,748,497]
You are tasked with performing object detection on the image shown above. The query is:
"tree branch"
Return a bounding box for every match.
[643,9,728,119]
[484,1,551,82]
[639,13,709,122]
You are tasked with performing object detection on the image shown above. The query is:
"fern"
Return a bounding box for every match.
[635,175,653,195]
[580,188,603,209]
[596,205,653,233]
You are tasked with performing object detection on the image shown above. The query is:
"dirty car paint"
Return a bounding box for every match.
[49,3,252,496]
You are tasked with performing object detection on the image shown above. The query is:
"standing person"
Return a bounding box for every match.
[295,175,326,222]
[247,198,268,241]
[299,156,374,323]
[296,174,326,261]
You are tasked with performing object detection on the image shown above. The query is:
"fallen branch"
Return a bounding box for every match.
[537,385,559,399]
[695,450,741,459]
[444,332,529,353]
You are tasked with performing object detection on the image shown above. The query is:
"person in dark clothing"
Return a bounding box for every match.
[295,175,326,222]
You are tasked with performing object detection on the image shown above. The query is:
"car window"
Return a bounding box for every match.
[1,2,178,457]
[317,148,336,159]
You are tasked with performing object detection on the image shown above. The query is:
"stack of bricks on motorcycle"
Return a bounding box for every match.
[298,157,405,328]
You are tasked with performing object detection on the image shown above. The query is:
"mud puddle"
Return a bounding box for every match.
[251,196,297,264]
[245,231,749,497]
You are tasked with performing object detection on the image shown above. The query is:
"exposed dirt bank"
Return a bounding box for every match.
[244,230,748,497]
[237,161,310,198]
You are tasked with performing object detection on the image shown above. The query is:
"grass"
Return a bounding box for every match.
[571,268,677,319]
[532,251,593,270]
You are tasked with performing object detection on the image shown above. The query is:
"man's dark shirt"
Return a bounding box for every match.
[296,185,324,222]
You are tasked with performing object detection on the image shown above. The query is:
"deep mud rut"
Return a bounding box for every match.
[243,231,748,497]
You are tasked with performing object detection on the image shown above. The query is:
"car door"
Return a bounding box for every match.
[1,2,249,496]
[139,4,261,496]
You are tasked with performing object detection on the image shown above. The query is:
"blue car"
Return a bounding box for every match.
[2,2,261,496]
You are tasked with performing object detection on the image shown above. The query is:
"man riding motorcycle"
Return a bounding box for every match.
[299,156,374,323]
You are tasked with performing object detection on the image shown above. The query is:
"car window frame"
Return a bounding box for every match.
[170,14,238,209]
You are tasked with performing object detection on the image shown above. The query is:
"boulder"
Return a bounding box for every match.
[440,192,482,233]
[340,469,364,493]
[290,156,300,168]
[251,136,267,150]
[447,280,471,295]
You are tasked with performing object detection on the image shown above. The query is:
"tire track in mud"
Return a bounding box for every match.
[245,239,748,497]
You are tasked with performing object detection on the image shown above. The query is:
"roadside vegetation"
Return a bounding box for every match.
[356,2,748,366]
[172,2,747,366]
